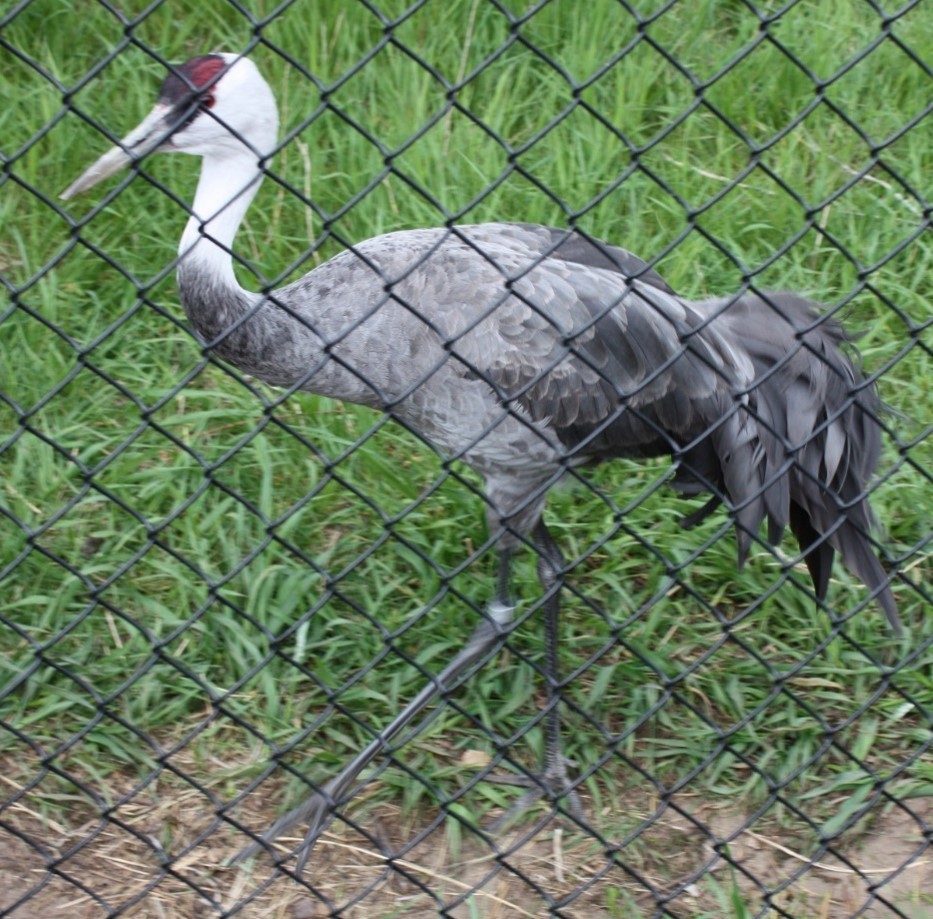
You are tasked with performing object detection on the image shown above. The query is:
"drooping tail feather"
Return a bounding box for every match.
[674,291,900,634]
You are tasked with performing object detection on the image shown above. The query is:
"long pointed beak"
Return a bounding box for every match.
[60,104,176,200]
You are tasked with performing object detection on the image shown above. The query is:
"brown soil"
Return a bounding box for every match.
[1,756,930,919]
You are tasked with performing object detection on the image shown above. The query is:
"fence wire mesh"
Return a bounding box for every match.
[1,0,932,916]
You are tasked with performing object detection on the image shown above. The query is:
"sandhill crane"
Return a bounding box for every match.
[62,52,899,871]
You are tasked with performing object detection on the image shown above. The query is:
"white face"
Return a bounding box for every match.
[61,53,279,200]
[162,54,279,159]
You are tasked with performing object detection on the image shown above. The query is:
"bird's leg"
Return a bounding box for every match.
[232,546,517,873]
[487,520,583,827]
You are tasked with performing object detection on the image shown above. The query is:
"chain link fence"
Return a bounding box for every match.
[2,1,932,916]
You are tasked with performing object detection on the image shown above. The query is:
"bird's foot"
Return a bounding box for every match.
[230,782,337,875]
[484,754,584,832]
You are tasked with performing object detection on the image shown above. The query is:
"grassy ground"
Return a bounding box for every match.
[1,0,931,916]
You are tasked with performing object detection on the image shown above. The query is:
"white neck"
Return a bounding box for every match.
[178,151,264,294]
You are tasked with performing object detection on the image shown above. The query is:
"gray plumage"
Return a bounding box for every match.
[181,220,897,626]
[62,53,899,870]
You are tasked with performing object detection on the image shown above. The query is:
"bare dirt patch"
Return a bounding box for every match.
[1,751,930,919]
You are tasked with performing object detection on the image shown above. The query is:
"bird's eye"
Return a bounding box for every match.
[202,92,216,109]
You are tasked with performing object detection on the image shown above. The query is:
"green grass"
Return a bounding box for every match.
[1,0,931,913]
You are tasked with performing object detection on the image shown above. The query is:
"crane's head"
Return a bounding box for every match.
[61,53,278,200]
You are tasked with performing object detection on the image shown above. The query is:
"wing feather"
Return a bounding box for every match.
[427,229,750,457]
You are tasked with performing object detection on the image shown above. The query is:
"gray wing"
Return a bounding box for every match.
[417,224,750,460]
